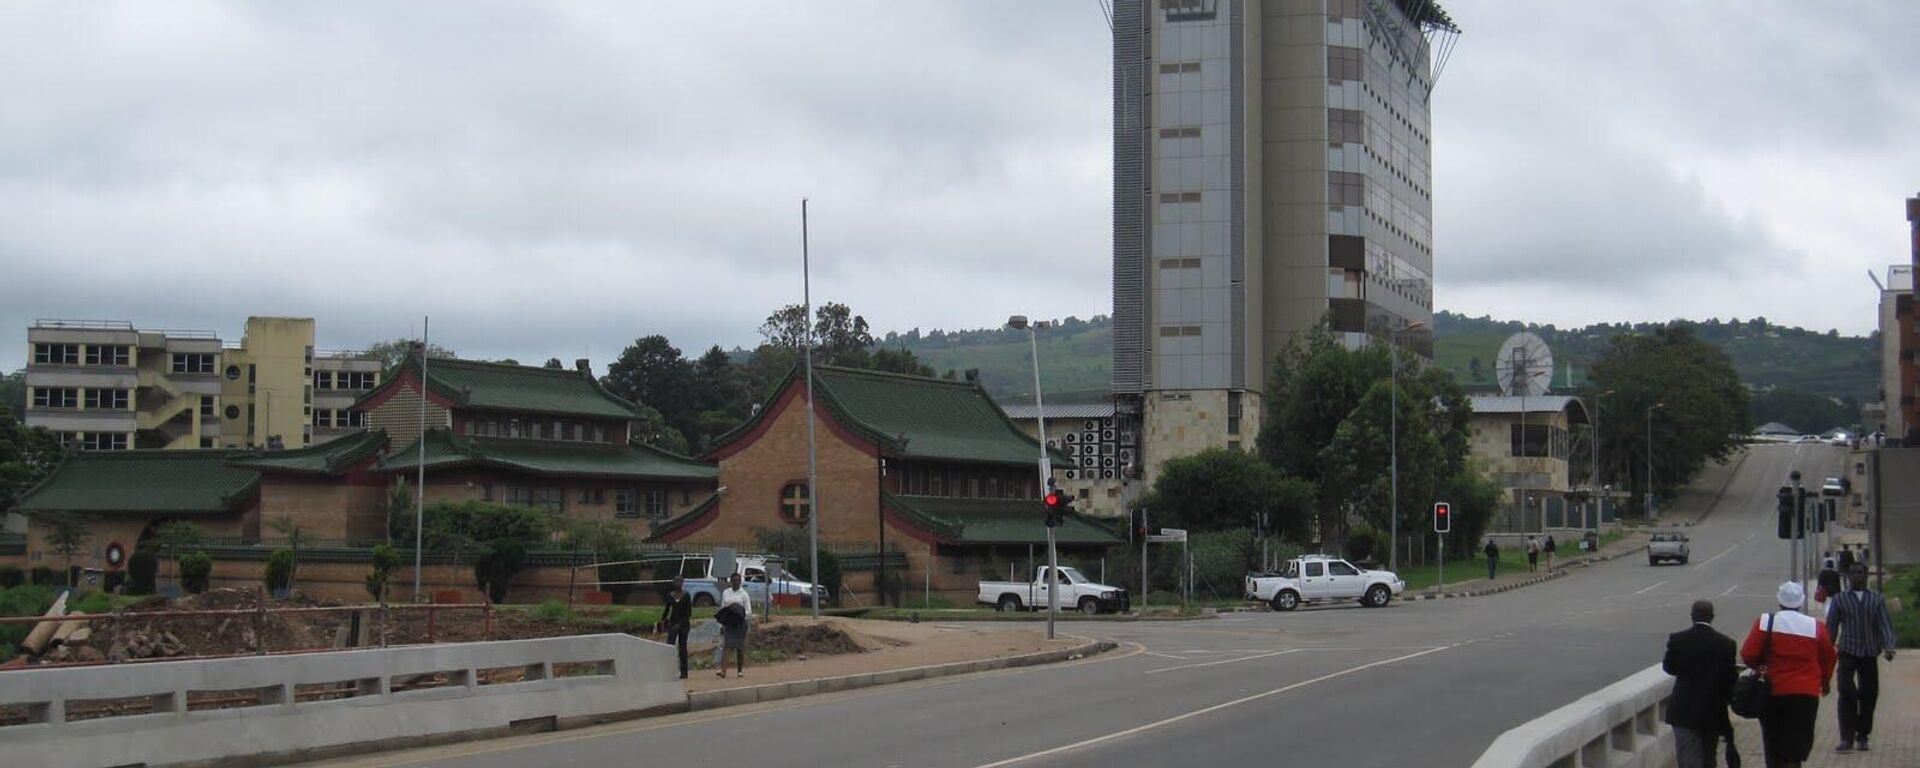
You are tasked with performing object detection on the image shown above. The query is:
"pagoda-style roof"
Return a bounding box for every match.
[12,450,259,516]
[227,429,388,475]
[885,492,1122,546]
[358,355,643,421]
[378,429,716,482]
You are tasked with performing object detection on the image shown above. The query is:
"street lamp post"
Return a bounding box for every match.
[1009,315,1056,641]
[1645,402,1664,519]
[1388,321,1427,573]
[1591,389,1613,533]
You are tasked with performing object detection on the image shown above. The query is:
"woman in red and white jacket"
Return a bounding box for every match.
[1741,581,1837,768]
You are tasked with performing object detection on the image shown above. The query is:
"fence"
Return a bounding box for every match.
[1470,663,1674,768]
[0,633,681,768]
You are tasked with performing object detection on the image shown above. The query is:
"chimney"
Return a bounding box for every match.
[575,358,592,376]
[1908,193,1920,268]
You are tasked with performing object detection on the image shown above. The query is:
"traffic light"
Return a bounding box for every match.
[1433,501,1452,533]
[1044,483,1070,528]
[1810,498,1827,534]
[1777,486,1795,540]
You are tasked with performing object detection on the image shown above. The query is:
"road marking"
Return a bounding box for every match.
[1634,580,1668,595]
[1144,648,1300,675]
[1695,533,1754,569]
[1718,584,1740,597]
[967,644,1458,768]
[1144,652,1188,660]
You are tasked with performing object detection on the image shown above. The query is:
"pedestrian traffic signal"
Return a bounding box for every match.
[1044,487,1070,528]
[1776,486,1795,540]
[1433,501,1452,533]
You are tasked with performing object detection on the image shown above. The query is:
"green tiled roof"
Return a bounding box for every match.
[12,450,260,516]
[378,429,717,482]
[645,492,721,542]
[711,365,1062,467]
[227,430,388,475]
[885,492,1122,546]
[362,355,643,420]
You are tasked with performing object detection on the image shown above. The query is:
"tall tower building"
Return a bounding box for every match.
[1112,0,1457,476]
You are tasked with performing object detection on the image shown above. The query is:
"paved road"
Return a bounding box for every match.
[309,444,1847,768]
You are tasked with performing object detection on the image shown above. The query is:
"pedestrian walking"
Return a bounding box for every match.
[1663,600,1738,768]
[657,577,693,679]
[1826,562,1898,753]
[714,572,752,678]
[1543,535,1557,571]
[1741,582,1836,768]
[1815,559,1841,607]
[1526,537,1540,573]
[1484,539,1500,581]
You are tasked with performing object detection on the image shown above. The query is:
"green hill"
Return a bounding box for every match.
[878,312,1879,429]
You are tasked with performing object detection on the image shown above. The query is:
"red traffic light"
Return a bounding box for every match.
[1045,492,1062,507]
[1433,501,1452,533]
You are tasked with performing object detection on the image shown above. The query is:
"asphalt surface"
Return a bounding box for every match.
[307,444,1849,768]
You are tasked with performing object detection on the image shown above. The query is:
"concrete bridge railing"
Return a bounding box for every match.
[0,633,682,768]
[1471,664,1676,768]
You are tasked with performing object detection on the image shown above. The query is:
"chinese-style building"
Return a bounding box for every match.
[656,365,1121,605]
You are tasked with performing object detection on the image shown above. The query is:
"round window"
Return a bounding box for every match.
[225,405,241,419]
[225,365,241,380]
[778,482,811,525]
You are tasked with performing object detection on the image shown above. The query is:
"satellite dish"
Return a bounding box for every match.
[1494,332,1554,397]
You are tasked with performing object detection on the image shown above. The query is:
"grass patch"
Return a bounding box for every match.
[531,600,573,622]
[1887,565,1919,649]
[609,608,663,632]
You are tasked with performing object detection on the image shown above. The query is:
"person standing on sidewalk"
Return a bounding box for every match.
[1826,562,1898,753]
[658,577,694,679]
[1526,537,1540,573]
[1663,600,1738,768]
[714,572,752,678]
[1741,582,1836,768]
[1544,534,1557,571]
[1484,539,1500,581]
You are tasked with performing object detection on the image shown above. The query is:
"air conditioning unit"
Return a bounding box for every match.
[1101,428,1116,442]
[1064,431,1080,444]
[1083,419,1100,431]
[1064,469,1079,480]
[1102,456,1117,468]
[1046,438,1061,449]
[1067,444,1082,457]
[1101,468,1118,480]
[1118,448,1136,463]
[1119,431,1136,444]
[1102,443,1116,456]
[1101,418,1115,429]
[1082,431,1098,444]
[1081,455,1099,468]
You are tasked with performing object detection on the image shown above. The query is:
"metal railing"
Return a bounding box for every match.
[32,319,135,331]
[1470,664,1674,768]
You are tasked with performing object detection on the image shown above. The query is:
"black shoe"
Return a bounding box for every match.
[1835,740,1854,753]
[1857,737,1869,752]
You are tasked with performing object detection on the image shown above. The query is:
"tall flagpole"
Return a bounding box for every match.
[803,200,821,619]
[414,316,428,602]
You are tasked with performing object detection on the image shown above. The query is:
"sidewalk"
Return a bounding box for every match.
[1403,532,1651,600]
[1729,656,1917,767]
[681,617,1078,693]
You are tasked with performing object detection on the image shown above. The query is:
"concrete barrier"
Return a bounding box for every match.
[1471,664,1676,768]
[0,634,683,768]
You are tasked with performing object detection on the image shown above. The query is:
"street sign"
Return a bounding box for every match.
[1158,528,1188,541]
[1146,534,1181,543]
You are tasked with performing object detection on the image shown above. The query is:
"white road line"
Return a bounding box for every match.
[1144,649,1300,675]
[1718,584,1740,597]
[1143,652,1188,660]
[968,645,1458,768]
[1695,533,1755,569]
[1634,580,1668,595]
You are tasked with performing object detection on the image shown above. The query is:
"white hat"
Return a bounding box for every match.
[1776,581,1805,609]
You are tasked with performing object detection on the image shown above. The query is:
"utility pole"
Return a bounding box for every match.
[1009,315,1055,640]
[802,199,821,619]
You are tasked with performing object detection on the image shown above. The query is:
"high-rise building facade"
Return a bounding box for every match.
[24,316,380,451]
[1112,0,1455,475]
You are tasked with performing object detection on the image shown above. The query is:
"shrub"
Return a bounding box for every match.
[0,566,22,589]
[178,551,213,594]
[70,590,114,615]
[532,599,572,622]
[28,566,56,586]
[128,549,158,595]
[265,549,295,593]
[0,585,58,652]
[365,543,399,601]
[609,608,661,633]
[599,557,641,604]
[471,538,527,603]
[102,570,126,594]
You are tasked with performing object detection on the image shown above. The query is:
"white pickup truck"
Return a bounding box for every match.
[1244,554,1404,611]
[978,567,1130,615]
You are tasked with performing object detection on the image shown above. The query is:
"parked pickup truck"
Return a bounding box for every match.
[978,567,1130,615]
[1647,532,1690,566]
[1244,554,1404,611]
[660,554,829,607]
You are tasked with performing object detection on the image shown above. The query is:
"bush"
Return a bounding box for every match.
[532,599,572,622]
[610,608,662,633]
[128,549,158,595]
[178,551,213,594]
[102,570,126,594]
[471,538,527,603]
[0,566,21,589]
[365,543,399,601]
[0,585,58,653]
[265,549,295,593]
[599,557,641,604]
[29,567,56,586]
[70,590,114,615]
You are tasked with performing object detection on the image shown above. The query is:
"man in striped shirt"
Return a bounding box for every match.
[1825,562,1898,753]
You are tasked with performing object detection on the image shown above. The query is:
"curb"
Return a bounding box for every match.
[685,637,1117,711]
[1401,543,1651,602]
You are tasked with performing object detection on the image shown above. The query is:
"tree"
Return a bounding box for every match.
[543,358,564,370]
[1468,357,1486,382]
[366,543,400,601]
[265,549,295,593]
[128,548,158,595]
[1140,448,1315,540]
[0,370,25,418]
[268,516,310,590]
[359,338,458,372]
[154,521,207,587]
[178,551,213,594]
[871,347,935,377]
[472,538,527,603]
[0,408,66,512]
[759,302,874,367]
[1258,325,1390,485]
[29,511,93,588]
[392,499,555,602]
[602,335,700,442]
[1587,327,1749,514]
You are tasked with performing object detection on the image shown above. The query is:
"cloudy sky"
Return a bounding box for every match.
[3,1,1915,372]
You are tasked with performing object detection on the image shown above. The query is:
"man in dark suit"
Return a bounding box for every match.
[1664,600,1739,768]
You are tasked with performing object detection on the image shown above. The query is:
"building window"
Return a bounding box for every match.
[341,371,376,390]
[1329,171,1365,208]
[1328,45,1364,82]
[1329,108,1365,145]
[313,371,334,390]
[1328,0,1362,20]
[171,353,215,375]
[225,405,241,419]
[579,488,593,505]
[1158,325,1203,337]
[1158,191,1203,204]
[33,344,79,365]
[614,490,639,518]
[33,387,78,409]
[85,345,130,366]
[1159,0,1217,21]
[346,410,365,427]
[779,482,811,524]
[201,396,216,417]
[510,487,565,512]
[83,388,129,410]
[1156,126,1203,139]
[644,490,668,521]
[1510,424,1553,458]
[78,432,128,451]
[1228,391,1243,435]
[314,409,333,429]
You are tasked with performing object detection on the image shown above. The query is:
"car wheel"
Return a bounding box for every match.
[692,593,716,607]
[1648,557,1659,567]
[997,595,1022,612]
[1078,598,1101,616]
[1679,556,1689,565]
[1365,585,1391,607]
[1272,590,1300,612]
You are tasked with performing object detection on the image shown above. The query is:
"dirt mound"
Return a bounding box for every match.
[754,621,865,657]
[91,589,352,659]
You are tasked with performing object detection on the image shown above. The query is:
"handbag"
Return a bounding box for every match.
[1730,613,1773,719]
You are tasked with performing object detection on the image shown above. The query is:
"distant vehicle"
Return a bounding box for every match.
[1648,532,1690,566]
[1793,435,1821,443]
[1827,433,1852,446]
[979,566,1129,614]
[1245,554,1404,611]
[662,553,828,607]
[1822,476,1845,496]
